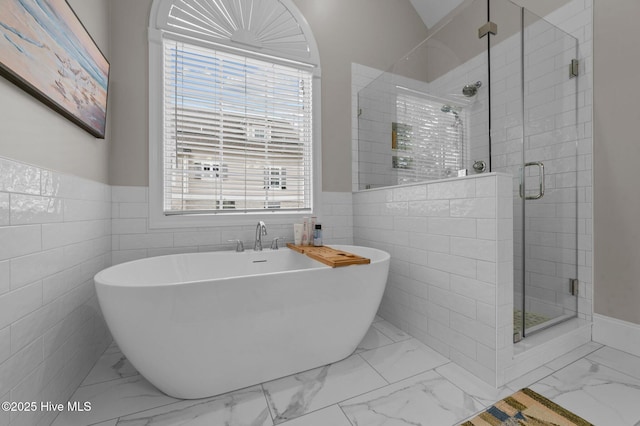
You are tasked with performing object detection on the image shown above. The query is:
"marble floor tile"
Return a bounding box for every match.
[544,341,603,371]
[262,354,387,424]
[372,320,413,343]
[278,405,351,426]
[360,338,449,383]
[0,397,9,426]
[586,346,640,381]
[355,326,394,353]
[50,313,640,426]
[340,370,484,426]
[115,385,272,426]
[531,358,640,426]
[506,366,554,392]
[82,343,139,386]
[52,375,178,426]
[436,362,512,406]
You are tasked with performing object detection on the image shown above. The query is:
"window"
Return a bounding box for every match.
[149,0,320,224]
[163,41,312,214]
[265,167,286,190]
[394,93,467,183]
[192,162,226,180]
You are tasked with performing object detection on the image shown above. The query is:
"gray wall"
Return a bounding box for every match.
[416,0,572,83]
[593,0,640,325]
[0,0,111,184]
[108,0,151,187]
[107,0,429,189]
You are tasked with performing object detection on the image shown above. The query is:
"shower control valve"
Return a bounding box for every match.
[473,160,487,173]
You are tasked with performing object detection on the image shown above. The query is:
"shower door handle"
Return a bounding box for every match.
[520,161,545,200]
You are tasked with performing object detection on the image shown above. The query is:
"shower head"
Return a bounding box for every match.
[462,81,482,97]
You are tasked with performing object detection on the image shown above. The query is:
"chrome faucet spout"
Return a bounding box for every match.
[254,221,268,251]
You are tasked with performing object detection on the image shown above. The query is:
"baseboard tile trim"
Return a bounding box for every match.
[593,314,640,357]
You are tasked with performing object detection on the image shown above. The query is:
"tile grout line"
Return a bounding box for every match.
[260,383,276,425]
[78,371,142,390]
[338,403,357,426]
[577,345,640,381]
[505,344,604,394]
[50,340,117,426]
[355,352,389,387]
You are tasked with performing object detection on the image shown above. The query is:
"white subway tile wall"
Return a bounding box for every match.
[353,174,514,386]
[110,189,353,264]
[0,156,112,426]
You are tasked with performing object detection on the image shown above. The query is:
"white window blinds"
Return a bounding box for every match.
[163,38,313,215]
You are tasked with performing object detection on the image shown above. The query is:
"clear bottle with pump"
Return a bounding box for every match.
[313,224,323,246]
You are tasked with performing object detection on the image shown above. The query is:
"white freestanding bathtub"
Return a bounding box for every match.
[94,245,390,399]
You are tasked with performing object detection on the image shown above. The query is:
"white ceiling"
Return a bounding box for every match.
[409,0,465,29]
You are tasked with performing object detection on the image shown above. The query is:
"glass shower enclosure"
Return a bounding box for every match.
[357,0,579,341]
[357,0,489,190]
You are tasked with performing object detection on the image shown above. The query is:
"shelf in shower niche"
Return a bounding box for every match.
[286,244,371,267]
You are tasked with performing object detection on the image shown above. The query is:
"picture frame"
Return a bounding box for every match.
[0,0,110,138]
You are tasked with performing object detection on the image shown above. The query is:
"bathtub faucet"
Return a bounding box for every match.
[254,221,268,251]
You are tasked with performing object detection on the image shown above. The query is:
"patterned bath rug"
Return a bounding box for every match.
[460,388,593,426]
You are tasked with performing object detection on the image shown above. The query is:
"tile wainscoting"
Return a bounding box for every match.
[111,188,353,265]
[352,173,592,387]
[353,173,514,386]
[0,157,112,426]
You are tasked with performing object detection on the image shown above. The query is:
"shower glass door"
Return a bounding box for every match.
[522,9,579,337]
[490,1,579,339]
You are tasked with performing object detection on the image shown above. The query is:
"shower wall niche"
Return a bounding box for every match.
[354,0,593,387]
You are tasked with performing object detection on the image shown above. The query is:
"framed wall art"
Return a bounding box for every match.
[0,0,109,138]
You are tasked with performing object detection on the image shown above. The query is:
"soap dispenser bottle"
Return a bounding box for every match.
[313,224,323,246]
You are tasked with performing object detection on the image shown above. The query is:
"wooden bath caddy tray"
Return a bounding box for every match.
[286,244,371,268]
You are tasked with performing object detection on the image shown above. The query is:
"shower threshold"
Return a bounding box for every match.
[525,312,576,336]
[514,316,589,356]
